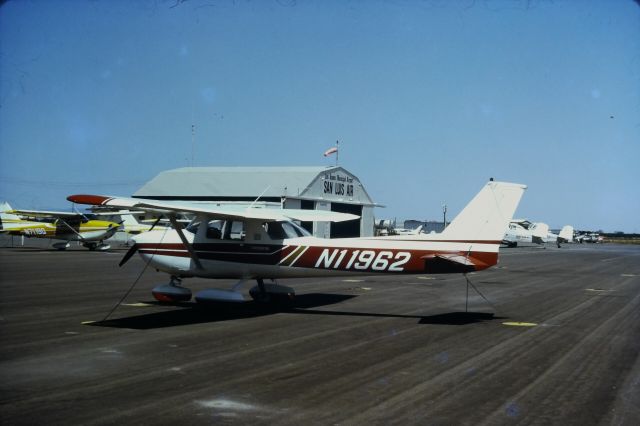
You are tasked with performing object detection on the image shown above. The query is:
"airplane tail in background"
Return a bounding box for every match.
[559,225,574,243]
[0,202,12,212]
[439,181,527,243]
[531,223,549,244]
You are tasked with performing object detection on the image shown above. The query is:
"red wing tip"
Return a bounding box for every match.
[67,194,112,205]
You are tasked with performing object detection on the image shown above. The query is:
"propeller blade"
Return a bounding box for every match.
[149,216,162,232]
[119,244,138,267]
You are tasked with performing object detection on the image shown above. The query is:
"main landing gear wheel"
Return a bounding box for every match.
[152,276,192,303]
[249,279,295,305]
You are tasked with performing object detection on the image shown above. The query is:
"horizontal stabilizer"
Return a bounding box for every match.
[422,253,477,266]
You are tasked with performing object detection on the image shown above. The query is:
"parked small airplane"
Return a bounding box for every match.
[68,180,526,304]
[502,220,549,247]
[545,226,574,247]
[575,232,603,243]
[0,204,120,250]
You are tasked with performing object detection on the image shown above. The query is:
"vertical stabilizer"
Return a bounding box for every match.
[559,225,574,243]
[439,181,527,242]
[532,223,549,240]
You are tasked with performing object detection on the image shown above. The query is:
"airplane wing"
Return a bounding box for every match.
[67,195,359,223]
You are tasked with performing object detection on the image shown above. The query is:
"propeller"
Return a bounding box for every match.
[120,217,162,266]
[119,243,139,267]
[148,216,162,231]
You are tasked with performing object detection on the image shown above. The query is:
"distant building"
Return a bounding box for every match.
[134,166,377,238]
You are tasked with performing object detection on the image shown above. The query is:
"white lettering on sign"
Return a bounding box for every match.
[314,249,411,272]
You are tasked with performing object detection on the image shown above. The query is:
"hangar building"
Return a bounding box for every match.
[133,166,377,238]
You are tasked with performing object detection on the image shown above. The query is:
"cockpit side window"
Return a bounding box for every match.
[206,220,224,239]
[265,221,287,240]
[223,220,245,241]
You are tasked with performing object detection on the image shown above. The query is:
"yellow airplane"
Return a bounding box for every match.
[0,203,120,250]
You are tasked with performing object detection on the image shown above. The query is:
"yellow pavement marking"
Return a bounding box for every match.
[417,276,436,280]
[81,321,96,325]
[122,302,154,307]
[586,288,613,292]
[621,274,637,277]
[502,322,537,327]
[343,279,364,282]
[360,287,372,291]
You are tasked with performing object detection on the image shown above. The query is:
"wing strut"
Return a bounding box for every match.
[168,215,203,270]
[58,219,85,242]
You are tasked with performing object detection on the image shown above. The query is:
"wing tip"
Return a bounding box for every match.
[67,194,112,205]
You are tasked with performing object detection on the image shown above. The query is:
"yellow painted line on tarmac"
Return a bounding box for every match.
[343,279,364,283]
[502,322,537,327]
[81,321,96,325]
[417,276,436,280]
[586,288,613,292]
[122,302,154,307]
[621,274,637,277]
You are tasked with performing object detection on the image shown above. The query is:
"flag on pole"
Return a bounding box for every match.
[323,146,338,157]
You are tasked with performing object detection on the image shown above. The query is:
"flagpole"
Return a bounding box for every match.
[336,140,339,167]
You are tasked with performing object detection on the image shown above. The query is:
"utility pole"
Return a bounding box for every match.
[442,204,447,230]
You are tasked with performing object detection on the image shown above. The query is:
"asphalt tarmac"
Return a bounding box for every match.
[1,243,639,425]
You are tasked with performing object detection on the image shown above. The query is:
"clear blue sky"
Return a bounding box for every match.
[1,0,638,232]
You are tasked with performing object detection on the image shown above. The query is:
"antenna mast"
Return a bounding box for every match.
[191,122,195,167]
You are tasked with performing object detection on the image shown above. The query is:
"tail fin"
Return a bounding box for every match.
[0,202,12,212]
[439,181,527,242]
[559,225,574,242]
[531,223,549,241]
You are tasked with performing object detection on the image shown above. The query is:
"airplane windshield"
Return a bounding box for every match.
[185,221,200,234]
[265,221,311,240]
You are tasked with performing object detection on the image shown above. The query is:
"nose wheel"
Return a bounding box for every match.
[152,276,192,302]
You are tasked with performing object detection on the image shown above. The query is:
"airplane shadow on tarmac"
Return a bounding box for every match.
[88,293,504,330]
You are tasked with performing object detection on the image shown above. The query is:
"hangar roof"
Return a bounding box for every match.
[133,166,376,205]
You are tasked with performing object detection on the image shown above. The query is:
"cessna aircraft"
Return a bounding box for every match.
[0,204,120,250]
[502,220,549,247]
[546,226,574,247]
[68,180,526,304]
[503,220,573,248]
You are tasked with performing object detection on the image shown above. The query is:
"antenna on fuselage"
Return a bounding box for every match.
[249,185,272,209]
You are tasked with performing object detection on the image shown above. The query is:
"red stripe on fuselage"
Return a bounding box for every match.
[138,242,498,274]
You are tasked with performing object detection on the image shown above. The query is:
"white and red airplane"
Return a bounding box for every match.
[67,180,526,304]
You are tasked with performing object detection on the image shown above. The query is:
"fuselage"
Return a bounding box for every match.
[133,223,500,279]
[0,215,119,242]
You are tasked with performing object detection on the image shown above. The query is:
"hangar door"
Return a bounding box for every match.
[330,203,362,238]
